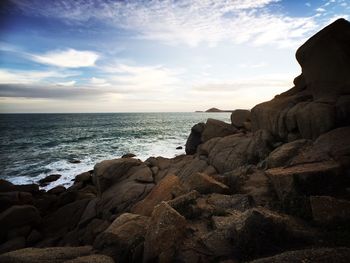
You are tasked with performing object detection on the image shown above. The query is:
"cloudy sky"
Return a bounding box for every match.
[0,0,348,113]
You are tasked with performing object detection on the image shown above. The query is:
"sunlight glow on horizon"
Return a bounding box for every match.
[0,0,349,113]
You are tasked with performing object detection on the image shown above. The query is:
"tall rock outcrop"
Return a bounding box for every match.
[251,18,350,141]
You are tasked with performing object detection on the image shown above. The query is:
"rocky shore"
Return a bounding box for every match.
[1,18,350,263]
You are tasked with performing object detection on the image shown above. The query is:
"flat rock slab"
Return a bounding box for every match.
[0,246,93,263]
[266,161,343,200]
[249,247,350,263]
[310,196,350,225]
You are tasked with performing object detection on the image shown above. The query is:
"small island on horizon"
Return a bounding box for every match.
[196,107,237,113]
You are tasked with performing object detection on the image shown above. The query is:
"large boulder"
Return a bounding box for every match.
[93,159,155,218]
[0,205,41,239]
[230,207,315,260]
[249,247,350,263]
[201,118,237,142]
[143,202,187,262]
[94,213,149,262]
[251,19,350,141]
[266,139,312,168]
[41,199,90,238]
[296,18,350,101]
[0,246,93,263]
[64,255,115,263]
[92,158,144,192]
[38,174,61,187]
[266,161,344,218]
[0,191,34,212]
[198,130,274,173]
[310,196,350,225]
[231,109,251,128]
[185,123,205,155]
[182,172,229,194]
[131,175,182,216]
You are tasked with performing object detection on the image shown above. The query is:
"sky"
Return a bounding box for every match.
[0,0,349,113]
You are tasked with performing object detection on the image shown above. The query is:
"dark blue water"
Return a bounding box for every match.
[0,113,230,188]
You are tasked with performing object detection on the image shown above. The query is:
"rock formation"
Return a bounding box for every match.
[1,18,350,263]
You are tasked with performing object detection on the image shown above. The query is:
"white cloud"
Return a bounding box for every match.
[30,49,99,68]
[0,69,76,84]
[89,77,110,87]
[11,0,323,48]
[102,64,182,93]
[57,80,76,86]
[192,73,294,92]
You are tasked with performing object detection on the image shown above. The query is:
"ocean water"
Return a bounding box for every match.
[0,112,230,189]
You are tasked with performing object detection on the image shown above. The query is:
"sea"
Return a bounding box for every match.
[0,112,230,189]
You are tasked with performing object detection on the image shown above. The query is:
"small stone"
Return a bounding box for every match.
[122,153,136,158]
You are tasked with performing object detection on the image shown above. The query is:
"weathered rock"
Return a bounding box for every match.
[0,191,34,212]
[201,118,237,142]
[0,246,93,263]
[0,180,15,192]
[38,174,61,187]
[6,225,31,240]
[249,247,350,263]
[294,101,336,140]
[231,109,251,128]
[185,122,205,155]
[74,171,92,184]
[41,199,90,237]
[131,175,182,216]
[0,205,41,238]
[47,186,66,195]
[143,202,187,262]
[0,237,26,254]
[182,172,229,194]
[266,161,344,218]
[80,218,109,245]
[93,159,155,217]
[94,213,149,262]
[296,18,350,101]
[267,161,343,201]
[310,196,350,225]
[291,126,350,165]
[122,153,136,158]
[251,19,350,141]
[231,207,315,260]
[198,130,273,173]
[92,158,143,192]
[167,190,200,219]
[69,159,81,164]
[26,229,42,245]
[266,139,311,168]
[336,95,350,126]
[0,181,38,195]
[198,194,253,216]
[64,255,115,263]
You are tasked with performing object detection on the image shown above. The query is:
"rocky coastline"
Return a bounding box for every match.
[0,18,350,262]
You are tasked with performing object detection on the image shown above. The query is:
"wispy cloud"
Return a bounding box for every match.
[29,48,99,68]
[0,83,105,99]
[192,73,293,92]
[0,69,78,84]
[101,63,182,93]
[9,0,324,48]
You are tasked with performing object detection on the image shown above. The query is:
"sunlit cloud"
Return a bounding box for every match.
[29,49,99,68]
[9,0,322,48]
[102,64,183,93]
[192,73,294,93]
[0,69,78,84]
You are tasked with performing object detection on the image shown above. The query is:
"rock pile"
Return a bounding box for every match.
[1,18,350,263]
